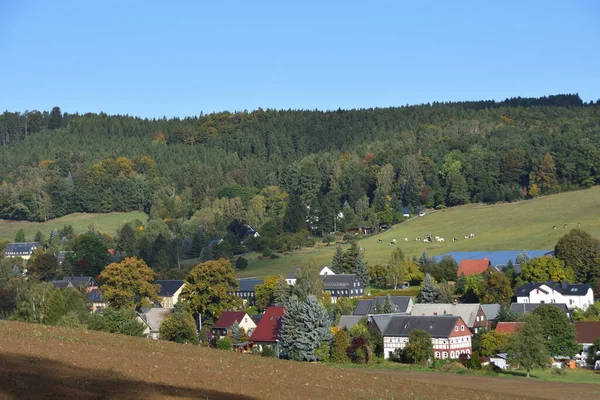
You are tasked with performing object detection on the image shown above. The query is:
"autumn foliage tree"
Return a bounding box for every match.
[98,256,159,310]
[180,259,241,323]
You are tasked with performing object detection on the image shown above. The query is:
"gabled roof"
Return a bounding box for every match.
[338,315,364,330]
[87,288,104,302]
[323,274,358,290]
[375,315,463,338]
[251,306,285,342]
[286,266,301,279]
[411,303,483,327]
[574,322,600,344]
[495,322,524,335]
[515,281,592,297]
[154,280,184,297]
[493,263,522,274]
[353,296,412,315]
[213,312,249,330]
[52,281,73,290]
[237,279,263,292]
[402,207,410,215]
[481,304,501,321]
[457,258,491,276]
[287,266,335,280]
[4,242,41,254]
[138,308,174,333]
[53,276,98,289]
[510,302,569,315]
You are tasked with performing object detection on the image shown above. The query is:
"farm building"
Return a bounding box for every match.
[495,322,524,335]
[323,274,363,303]
[137,308,175,340]
[510,302,570,317]
[251,306,285,356]
[286,265,334,285]
[370,314,472,360]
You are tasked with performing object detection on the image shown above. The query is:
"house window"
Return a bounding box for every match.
[461,325,465,331]
[455,326,458,332]
[435,351,440,358]
[551,299,556,303]
[570,299,574,305]
[450,351,455,358]
[443,352,448,359]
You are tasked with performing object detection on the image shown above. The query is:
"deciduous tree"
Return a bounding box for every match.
[532,304,578,357]
[505,314,548,378]
[98,257,159,310]
[254,274,280,311]
[404,329,434,364]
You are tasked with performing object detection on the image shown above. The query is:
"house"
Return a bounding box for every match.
[510,302,570,317]
[251,306,285,355]
[211,311,256,337]
[515,281,594,310]
[481,304,501,323]
[457,258,491,277]
[493,263,522,274]
[242,226,260,242]
[323,274,363,303]
[286,265,335,285]
[56,251,73,265]
[495,322,524,335]
[353,296,413,316]
[154,280,185,308]
[235,278,263,305]
[137,308,175,340]
[4,242,41,260]
[490,353,510,369]
[401,207,411,218]
[574,322,600,362]
[338,315,364,330]
[87,288,106,312]
[51,276,99,290]
[370,314,472,360]
[411,303,489,333]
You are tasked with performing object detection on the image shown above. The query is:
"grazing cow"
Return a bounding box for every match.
[564,224,567,228]
[436,237,445,243]
[415,237,420,241]
[464,235,469,239]
[389,241,395,246]
[453,238,458,242]
[435,236,440,241]
[423,238,431,243]
[469,233,474,238]
[404,238,408,242]
[578,223,581,227]
[553,226,556,230]
[377,238,382,243]
[360,247,365,252]
[392,239,397,243]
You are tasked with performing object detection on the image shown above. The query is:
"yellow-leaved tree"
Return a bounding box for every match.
[98,256,159,310]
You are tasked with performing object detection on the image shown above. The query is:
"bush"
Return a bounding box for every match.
[330,330,350,363]
[551,367,567,376]
[87,308,145,337]
[159,311,199,345]
[235,256,248,270]
[315,342,330,362]
[390,348,404,363]
[215,337,233,350]
[261,345,276,357]
[56,311,87,329]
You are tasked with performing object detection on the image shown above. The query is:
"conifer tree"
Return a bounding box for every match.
[274,275,291,305]
[417,274,437,303]
[536,153,559,194]
[352,253,369,287]
[331,245,344,274]
[373,297,382,314]
[382,295,395,313]
[231,321,241,343]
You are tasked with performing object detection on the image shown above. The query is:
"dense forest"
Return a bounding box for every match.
[1,94,600,262]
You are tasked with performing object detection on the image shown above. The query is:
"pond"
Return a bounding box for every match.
[434,250,552,265]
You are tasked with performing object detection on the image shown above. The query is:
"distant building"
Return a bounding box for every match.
[235,278,263,306]
[4,242,41,260]
[137,308,175,340]
[515,281,594,310]
[457,258,491,277]
[481,304,501,323]
[56,251,73,265]
[212,311,256,337]
[353,296,413,315]
[154,280,185,308]
[411,303,489,333]
[510,302,570,317]
[323,274,363,303]
[286,265,334,285]
[51,276,99,290]
[251,306,285,355]
[495,322,524,335]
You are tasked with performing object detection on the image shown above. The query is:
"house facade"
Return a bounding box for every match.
[251,306,285,356]
[137,308,175,340]
[4,242,41,260]
[371,314,472,360]
[286,266,335,285]
[323,274,363,303]
[235,278,263,306]
[155,280,185,308]
[515,281,594,310]
[211,311,256,337]
[411,303,489,334]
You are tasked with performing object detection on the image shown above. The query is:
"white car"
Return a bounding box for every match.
[418,211,426,217]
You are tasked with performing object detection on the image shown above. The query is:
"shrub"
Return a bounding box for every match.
[315,342,330,362]
[330,330,350,363]
[235,256,248,270]
[261,345,276,357]
[390,348,404,363]
[551,367,567,376]
[87,308,145,337]
[159,311,199,345]
[215,337,233,350]
[56,311,87,329]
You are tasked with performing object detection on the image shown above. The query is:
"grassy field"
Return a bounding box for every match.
[1,321,597,400]
[238,186,600,278]
[0,211,148,242]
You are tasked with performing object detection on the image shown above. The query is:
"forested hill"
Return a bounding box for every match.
[0,94,599,241]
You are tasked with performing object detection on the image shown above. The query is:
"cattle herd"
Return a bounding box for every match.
[381,232,476,246]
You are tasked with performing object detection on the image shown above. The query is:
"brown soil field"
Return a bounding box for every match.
[0,321,597,400]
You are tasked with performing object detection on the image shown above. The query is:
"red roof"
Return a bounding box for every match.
[457,258,491,276]
[574,322,600,344]
[251,306,285,343]
[213,312,248,329]
[496,322,524,335]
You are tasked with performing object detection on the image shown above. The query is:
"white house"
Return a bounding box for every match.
[515,281,594,310]
[490,353,509,369]
[286,265,335,285]
[154,280,185,308]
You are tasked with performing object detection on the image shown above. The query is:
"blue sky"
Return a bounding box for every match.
[0,1,598,118]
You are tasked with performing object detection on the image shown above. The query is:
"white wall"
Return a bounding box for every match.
[517,285,594,310]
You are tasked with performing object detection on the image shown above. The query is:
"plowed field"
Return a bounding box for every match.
[0,321,596,400]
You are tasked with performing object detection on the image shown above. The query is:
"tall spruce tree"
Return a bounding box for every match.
[274,275,291,305]
[283,193,305,233]
[331,245,344,274]
[373,297,382,314]
[382,295,395,313]
[352,253,369,287]
[417,274,437,303]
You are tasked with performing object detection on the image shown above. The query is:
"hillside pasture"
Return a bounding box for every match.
[0,321,596,400]
[238,186,600,278]
[0,211,148,242]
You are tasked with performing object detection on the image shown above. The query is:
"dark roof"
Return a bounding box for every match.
[338,315,364,330]
[494,263,522,274]
[402,207,410,214]
[510,302,569,315]
[57,251,73,263]
[323,274,358,290]
[213,312,248,329]
[251,306,285,342]
[87,288,104,302]
[53,276,98,289]
[353,296,412,315]
[574,322,600,344]
[515,281,592,296]
[251,314,263,325]
[4,242,41,254]
[286,266,301,279]
[52,281,73,290]
[154,280,184,297]
[376,315,463,338]
[237,278,263,292]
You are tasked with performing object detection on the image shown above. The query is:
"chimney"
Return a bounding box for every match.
[561,281,568,289]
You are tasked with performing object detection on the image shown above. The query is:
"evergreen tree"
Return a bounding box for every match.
[274,275,291,305]
[116,223,137,257]
[496,303,518,323]
[34,231,44,244]
[446,170,470,206]
[515,251,530,265]
[190,228,206,258]
[341,243,360,274]
[373,297,382,314]
[382,295,395,313]
[352,253,369,287]
[331,245,344,274]
[283,193,305,233]
[417,274,437,303]
[293,261,324,301]
[47,106,63,129]
[330,329,351,363]
[15,229,25,242]
[231,321,241,343]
